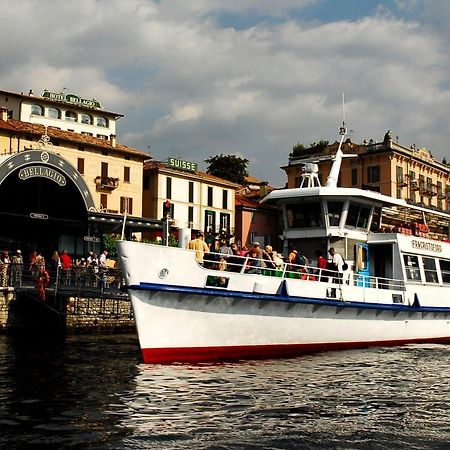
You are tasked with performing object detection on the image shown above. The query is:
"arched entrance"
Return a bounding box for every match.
[0,150,96,261]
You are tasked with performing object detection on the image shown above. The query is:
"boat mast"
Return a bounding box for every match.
[325,94,348,188]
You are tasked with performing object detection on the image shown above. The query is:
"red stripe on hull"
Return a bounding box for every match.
[141,336,450,364]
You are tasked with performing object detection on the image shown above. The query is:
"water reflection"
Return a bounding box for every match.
[114,345,450,449]
[1,335,450,449]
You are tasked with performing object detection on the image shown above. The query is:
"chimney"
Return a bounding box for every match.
[29,89,34,96]
[110,134,116,148]
[1,107,8,121]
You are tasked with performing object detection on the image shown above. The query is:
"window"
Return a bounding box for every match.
[222,190,228,210]
[101,162,108,178]
[423,257,438,283]
[205,210,215,233]
[48,107,61,119]
[100,193,108,210]
[188,206,194,228]
[403,254,421,281]
[440,259,450,284]
[81,114,93,125]
[81,132,93,136]
[351,168,358,186]
[65,110,77,122]
[286,202,323,228]
[396,166,403,199]
[143,175,150,190]
[97,117,108,127]
[97,134,108,140]
[120,197,133,214]
[327,201,343,227]
[367,165,380,183]
[207,186,213,207]
[189,182,194,203]
[124,166,130,183]
[31,104,43,116]
[346,203,371,229]
[166,177,172,199]
[220,213,230,233]
[409,170,416,203]
[77,158,85,175]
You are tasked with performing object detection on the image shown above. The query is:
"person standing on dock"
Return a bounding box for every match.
[10,249,23,287]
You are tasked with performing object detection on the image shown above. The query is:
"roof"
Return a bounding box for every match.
[0,118,151,159]
[144,160,240,188]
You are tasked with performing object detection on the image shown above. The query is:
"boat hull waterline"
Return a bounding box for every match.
[128,281,450,364]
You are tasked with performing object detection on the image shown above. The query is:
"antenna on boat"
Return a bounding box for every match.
[325,93,352,188]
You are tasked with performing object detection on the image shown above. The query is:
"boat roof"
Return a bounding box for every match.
[262,186,450,220]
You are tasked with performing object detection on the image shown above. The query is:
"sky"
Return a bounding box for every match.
[1,0,450,187]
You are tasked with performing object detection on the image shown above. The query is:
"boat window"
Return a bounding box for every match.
[327,201,343,227]
[346,203,371,229]
[439,259,450,284]
[403,254,421,281]
[286,202,323,228]
[423,257,438,283]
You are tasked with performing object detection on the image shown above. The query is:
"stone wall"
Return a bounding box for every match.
[65,295,135,333]
[0,290,135,334]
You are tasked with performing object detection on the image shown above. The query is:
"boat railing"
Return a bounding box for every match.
[198,251,404,291]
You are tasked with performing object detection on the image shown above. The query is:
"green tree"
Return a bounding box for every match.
[291,142,307,157]
[205,154,249,185]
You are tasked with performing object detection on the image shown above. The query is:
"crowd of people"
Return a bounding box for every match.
[187,232,348,281]
[0,248,117,291]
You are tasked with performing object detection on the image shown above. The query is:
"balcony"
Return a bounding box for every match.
[95,176,119,191]
[419,182,437,197]
[409,179,419,191]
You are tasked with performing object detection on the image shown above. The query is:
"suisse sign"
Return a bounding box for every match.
[167,157,197,173]
[42,90,102,109]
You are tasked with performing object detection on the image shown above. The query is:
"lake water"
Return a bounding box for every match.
[1,334,450,449]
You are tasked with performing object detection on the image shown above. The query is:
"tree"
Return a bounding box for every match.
[205,154,249,185]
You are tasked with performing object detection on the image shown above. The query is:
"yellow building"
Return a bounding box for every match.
[0,89,157,258]
[284,131,450,212]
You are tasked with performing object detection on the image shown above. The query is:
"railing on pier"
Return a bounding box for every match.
[0,263,126,298]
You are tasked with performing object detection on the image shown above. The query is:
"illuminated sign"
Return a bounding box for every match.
[42,90,102,109]
[411,239,442,253]
[19,166,66,186]
[167,157,197,173]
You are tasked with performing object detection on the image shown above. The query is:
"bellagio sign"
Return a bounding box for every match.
[18,166,67,186]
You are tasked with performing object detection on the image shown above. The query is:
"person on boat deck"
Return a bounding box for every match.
[263,245,276,275]
[187,231,210,265]
[227,243,244,273]
[328,248,345,272]
[218,239,232,257]
[315,250,328,281]
[245,247,263,274]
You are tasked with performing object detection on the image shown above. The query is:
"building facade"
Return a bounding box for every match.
[0,89,157,259]
[143,159,238,243]
[284,131,450,212]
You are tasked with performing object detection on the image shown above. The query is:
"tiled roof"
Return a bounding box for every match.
[0,118,151,159]
[144,160,240,188]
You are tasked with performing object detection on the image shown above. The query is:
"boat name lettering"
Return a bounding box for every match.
[19,166,66,186]
[167,157,197,173]
[411,239,442,253]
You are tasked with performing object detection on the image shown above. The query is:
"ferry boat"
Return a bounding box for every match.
[117,125,450,364]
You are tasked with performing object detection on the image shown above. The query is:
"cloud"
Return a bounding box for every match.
[0,0,449,186]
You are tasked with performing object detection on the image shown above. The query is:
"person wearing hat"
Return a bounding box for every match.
[187,231,210,265]
[10,249,23,287]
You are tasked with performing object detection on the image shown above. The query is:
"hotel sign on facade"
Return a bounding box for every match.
[42,90,102,109]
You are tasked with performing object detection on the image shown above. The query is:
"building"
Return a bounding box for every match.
[234,177,281,251]
[0,89,159,259]
[284,130,450,212]
[143,158,239,245]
